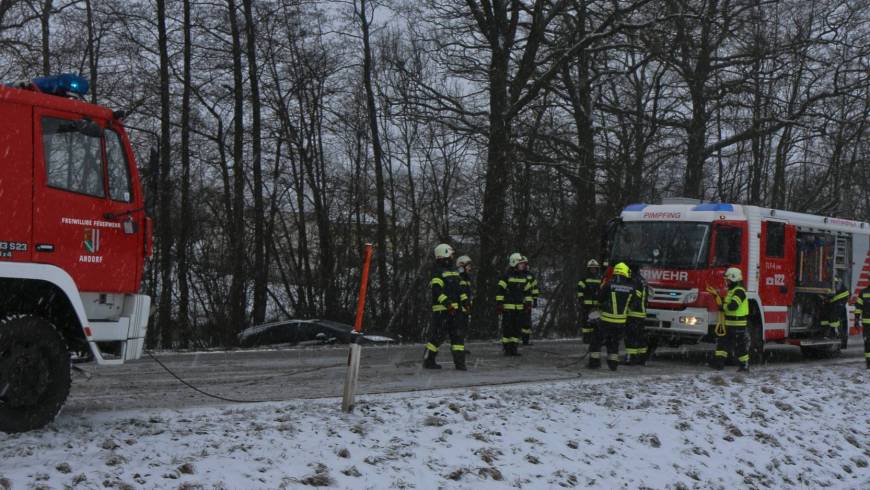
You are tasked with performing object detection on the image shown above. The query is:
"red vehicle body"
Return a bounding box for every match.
[0,75,151,432]
[609,199,869,358]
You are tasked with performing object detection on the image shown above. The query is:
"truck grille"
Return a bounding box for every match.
[649,287,697,304]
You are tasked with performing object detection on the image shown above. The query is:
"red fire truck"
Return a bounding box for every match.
[608,199,869,359]
[0,74,152,432]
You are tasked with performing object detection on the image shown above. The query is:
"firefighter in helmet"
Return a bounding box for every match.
[496,253,533,356]
[577,259,602,344]
[713,267,750,372]
[425,243,467,370]
[589,262,635,371]
[625,262,649,365]
[854,285,870,369]
[521,255,540,345]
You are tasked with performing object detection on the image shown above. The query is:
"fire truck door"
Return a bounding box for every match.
[32,109,137,293]
[759,220,796,307]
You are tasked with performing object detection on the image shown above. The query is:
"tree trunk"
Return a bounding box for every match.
[227,0,248,344]
[471,45,511,339]
[156,0,174,348]
[40,0,51,75]
[358,0,390,325]
[177,0,193,347]
[242,0,266,325]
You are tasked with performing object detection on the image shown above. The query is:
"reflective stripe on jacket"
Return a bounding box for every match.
[857,288,870,325]
[431,265,462,312]
[724,285,748,327]
[497,269,533,308]
[598,276,634,325]
[577,276,602,306]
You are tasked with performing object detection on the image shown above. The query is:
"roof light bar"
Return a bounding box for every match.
[31,74,90,97]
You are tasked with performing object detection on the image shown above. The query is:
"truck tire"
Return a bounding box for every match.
[0,316,71,433]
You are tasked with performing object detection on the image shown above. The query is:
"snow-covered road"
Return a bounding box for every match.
[63,337,866,415]
[1,355,868,489]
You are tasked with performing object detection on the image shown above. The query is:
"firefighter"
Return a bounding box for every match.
[496,253,533,356]
[713,267,750,372]
[589,262,634,371]
[425,243,467,370]
[854,285,870,369]
[625,262,649,366]
[521,255,540,345]
[457,255,473,312]
[828,277,850,348]
[577,259,602,344]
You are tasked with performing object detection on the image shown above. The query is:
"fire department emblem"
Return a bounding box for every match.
[83,228,100,253]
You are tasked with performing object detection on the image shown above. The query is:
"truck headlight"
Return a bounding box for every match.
[684,292,698,304]
[678,316,699,326]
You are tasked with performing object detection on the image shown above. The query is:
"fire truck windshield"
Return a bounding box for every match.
[610,222,711,269]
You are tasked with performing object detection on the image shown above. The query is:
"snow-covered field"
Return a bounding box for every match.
[2,364,869,489]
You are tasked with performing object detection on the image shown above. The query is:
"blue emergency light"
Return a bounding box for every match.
[31,74,90,96]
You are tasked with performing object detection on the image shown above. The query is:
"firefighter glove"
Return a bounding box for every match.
[447,303,457,316]
[496,304,504,315]
[524,303,532,313]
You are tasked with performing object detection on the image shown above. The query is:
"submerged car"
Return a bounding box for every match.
[238,319,396,347]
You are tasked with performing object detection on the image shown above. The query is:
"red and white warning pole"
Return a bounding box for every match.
[342,243,373,412]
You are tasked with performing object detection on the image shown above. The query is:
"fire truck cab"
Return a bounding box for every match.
[0,74,151,432]
[609,199,869,359]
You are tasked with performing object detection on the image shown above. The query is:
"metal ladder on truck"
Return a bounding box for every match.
[800,234,850,351]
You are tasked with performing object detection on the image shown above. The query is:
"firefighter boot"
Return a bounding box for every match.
[737,362,749,373]
[607,355,619,372]
[522,333,531,346]
[423,349,442,369]
[865,357,869,369]
[510,343,522,357]
[452,350,467,371]
[709,355,724,371]
[588,354,601,369]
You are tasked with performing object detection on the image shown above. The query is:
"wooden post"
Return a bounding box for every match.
[342,243,373,412]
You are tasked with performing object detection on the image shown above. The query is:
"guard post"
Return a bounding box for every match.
[342,243,373,412]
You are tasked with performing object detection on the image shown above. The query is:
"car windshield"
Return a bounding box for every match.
[610,221,711,269]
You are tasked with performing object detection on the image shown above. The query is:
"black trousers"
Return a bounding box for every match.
[715,325,749,366]
[427,312,466,353]
[501,310,522,345]
[863,323,870,361]
[590,320,622,362]
[625,317,647,358]
[579,306,596,343]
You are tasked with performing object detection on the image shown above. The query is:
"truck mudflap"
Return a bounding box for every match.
[87,294,150,364]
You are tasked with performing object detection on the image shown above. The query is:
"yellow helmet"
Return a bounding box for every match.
[613,262,630,278]
[434,243,454,259]
[724,267,742,282]
[587,259,600,268]
[509,252,526,268]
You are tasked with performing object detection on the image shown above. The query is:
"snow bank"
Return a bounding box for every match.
[2,364,869,489]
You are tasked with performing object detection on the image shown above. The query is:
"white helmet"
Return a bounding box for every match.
[434,243,454,259]
[509,252,526,268]
[456,255,472,268]
[587,259,600,268]
[724,267,743,282]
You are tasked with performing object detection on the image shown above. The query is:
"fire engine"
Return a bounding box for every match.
[607,198,869,359]
[0,74,151,433]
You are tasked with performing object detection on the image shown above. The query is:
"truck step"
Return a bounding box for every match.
[798,339,841,347]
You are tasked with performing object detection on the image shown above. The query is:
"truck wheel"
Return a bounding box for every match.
[0,316,71,433]
[801,343,841,359]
